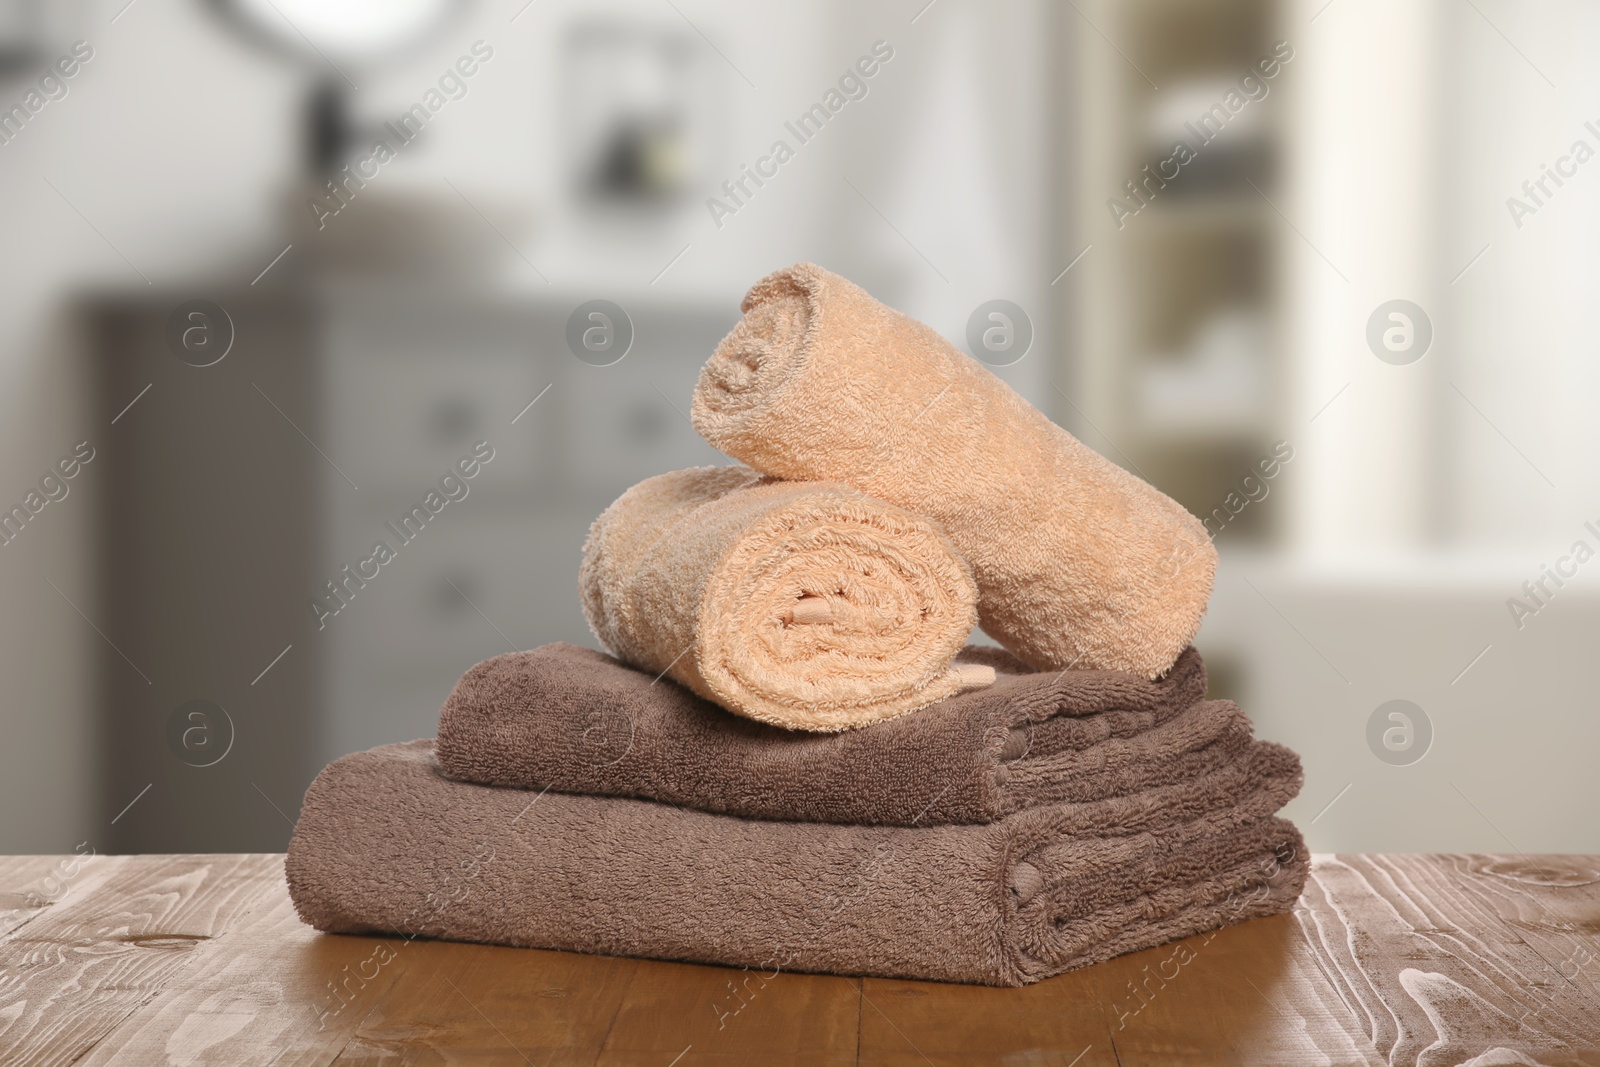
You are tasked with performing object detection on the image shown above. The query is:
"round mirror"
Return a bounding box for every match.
[209,0,466,70]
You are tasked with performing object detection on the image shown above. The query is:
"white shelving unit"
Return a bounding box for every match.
[1068,0,1290,549]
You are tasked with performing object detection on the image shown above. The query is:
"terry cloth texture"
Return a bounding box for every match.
[436,643,1243,826]
[286,740,1308,987]
[691,262,1219,680]
[579,464,983,732]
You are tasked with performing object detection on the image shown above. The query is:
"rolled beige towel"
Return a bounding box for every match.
[579,465,984,731]
[691,263,1217,679]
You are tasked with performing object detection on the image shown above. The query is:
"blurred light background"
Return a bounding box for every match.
[0,0,1594,856]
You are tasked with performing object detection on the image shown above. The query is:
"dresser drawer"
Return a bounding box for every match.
[555,302,737,488]
[321,300,559,493]
[321,505,595,673]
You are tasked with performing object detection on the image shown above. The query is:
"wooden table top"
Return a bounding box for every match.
[1,853,1597,1065]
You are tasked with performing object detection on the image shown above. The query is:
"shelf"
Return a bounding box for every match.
[1124,197,1274,232]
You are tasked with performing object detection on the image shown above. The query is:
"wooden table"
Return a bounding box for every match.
[2,853,1597,1065]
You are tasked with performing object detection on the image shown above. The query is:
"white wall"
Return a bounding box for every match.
[1220,0,1600,853]
[0,1,298,852]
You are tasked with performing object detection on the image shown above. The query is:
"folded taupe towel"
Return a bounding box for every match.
[287,740,1308,986]
[691,263,1218,680]
[435,642,1216,825]
[580,465,985,732]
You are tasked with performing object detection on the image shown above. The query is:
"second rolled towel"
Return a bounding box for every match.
[692,263,1218,679]
[579,464,985,731]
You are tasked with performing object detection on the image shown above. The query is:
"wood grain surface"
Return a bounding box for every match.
[1,853,1596,1065]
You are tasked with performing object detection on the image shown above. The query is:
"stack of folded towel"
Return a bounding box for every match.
[286,263,1308,987]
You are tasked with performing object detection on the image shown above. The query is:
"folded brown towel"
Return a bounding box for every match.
[579,465,986,732]
[691,263,1218,680]
[286,740,1307,986]
[435,642,1216,825]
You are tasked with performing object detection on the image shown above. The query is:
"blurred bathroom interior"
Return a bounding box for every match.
[1,0,1596,856]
